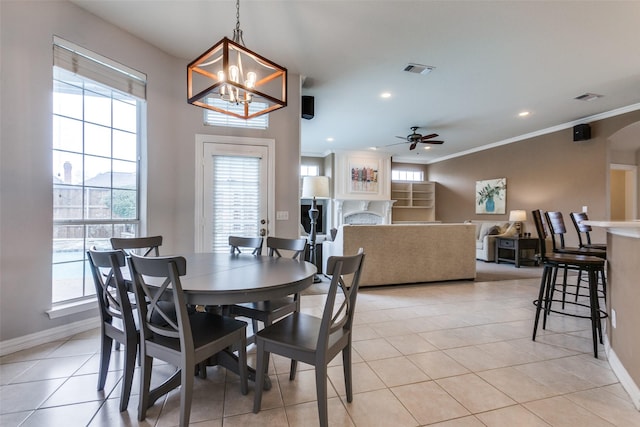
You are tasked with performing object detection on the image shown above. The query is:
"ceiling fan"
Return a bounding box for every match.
[388,126,444,150]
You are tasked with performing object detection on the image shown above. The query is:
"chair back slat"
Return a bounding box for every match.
[531,210,550,259]
[229,236,264,255]
[267,237,306,259]
[545,211,568,251]
[570,211,593,246]
[128,254,190,344]
[319,249,365,351]
[87,248,129,323]
[111,236,163,257]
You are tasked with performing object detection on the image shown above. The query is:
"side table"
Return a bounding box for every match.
[495,236,539,268]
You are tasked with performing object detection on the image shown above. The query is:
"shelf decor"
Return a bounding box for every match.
[476,178,506,214]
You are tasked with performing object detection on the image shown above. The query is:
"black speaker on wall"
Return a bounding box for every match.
[301,95,314,120]
[573,124,591,141]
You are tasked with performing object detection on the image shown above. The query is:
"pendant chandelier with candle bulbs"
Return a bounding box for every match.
[187,0,287,120]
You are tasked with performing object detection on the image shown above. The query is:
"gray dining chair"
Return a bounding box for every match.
[110,235,163,256]
[126,253,248,427]
[229,237,307,374]
[253,249,365,427]
[87,247,138,412]
[229,235,263,255]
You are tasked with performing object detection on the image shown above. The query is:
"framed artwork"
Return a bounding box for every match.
[349,161,379,194]
[476,178,506,214]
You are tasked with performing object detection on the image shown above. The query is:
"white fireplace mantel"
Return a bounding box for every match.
[333,199,396,226]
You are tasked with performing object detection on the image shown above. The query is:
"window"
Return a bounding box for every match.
[204,98,269,129]
[52,38,146,304]
[301,165,319,176]
[392,170,424,182]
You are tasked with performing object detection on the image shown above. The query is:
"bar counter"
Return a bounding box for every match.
[584,220,640,410]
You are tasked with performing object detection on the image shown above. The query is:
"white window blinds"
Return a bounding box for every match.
[204,98,269,129]
[211,156,261,252]
[53,36,146,100]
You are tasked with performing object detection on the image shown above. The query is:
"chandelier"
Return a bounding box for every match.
[187,0,287,120]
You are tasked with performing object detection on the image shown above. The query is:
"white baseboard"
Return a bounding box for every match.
[0,317,101,357]
[605,335,640,410]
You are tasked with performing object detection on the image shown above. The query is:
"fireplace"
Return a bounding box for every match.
[333,199,395,226]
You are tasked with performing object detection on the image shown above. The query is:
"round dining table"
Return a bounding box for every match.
[177,252,317,306]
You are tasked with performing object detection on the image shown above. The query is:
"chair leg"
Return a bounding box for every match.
[575,268,583,302]
[180,365,194,427]
[588,268,600,358]
[289,360,298,381]
[119,339,137,412]
[315,364,329,427]
[342,345,353,402]
[138,355,153,421]
[561,266,569,308]
[533,265,551,341]
[238,334,248,395]
[97,333,113,391]
[542,266,557,330]
[253,340,266,413]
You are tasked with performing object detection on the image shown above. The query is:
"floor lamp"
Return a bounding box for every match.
[301,176,330,283]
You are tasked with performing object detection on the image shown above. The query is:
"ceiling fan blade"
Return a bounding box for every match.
[395,136,407,140]
[384,142,408,147]
[409,142,418,150]
[420,133,439,141]
[422,140,444,145]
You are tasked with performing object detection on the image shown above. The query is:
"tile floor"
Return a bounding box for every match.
[2,274,640,426]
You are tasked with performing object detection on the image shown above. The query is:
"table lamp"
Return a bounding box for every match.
[301,176,330,282]
[509,209,527,237]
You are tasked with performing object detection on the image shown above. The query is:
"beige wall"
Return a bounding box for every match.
[0,1,301,342]
[428,110,640,246]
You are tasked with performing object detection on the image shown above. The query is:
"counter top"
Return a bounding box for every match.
[584,220,640,238]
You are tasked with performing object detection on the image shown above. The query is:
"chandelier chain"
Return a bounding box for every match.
[233,0,245,46]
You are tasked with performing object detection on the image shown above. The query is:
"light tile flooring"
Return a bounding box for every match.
[2,274,640,426]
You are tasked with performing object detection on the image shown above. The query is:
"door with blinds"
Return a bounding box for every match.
[198,138,272,253]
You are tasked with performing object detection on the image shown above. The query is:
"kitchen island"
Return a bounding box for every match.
[584,220,640,410]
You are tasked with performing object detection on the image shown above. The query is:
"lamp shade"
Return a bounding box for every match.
[301,176,330,199]
[509,210,527,222]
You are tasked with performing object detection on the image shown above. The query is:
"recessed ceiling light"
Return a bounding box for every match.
[380,92,391,99]
[518,111,530,117]
[423,146,431,150]
[326,137,334,142]
[370,147,378,150]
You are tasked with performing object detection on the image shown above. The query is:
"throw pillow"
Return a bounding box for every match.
[487,225,501,235]
[503,223,518,236]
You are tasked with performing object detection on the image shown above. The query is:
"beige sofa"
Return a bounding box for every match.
[322,224,476,287]
[470,220,518,262]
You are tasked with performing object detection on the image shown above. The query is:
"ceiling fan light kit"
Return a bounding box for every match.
[187,0,287,120]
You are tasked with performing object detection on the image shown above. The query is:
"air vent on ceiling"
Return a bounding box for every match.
[403,63,434,75]
[574,93,603,102]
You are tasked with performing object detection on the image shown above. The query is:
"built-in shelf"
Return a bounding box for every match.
[391,181,435,222]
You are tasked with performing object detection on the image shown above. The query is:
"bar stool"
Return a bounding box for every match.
[531,210,607,358]
[545,211,607,305]
[570,211,607,251]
